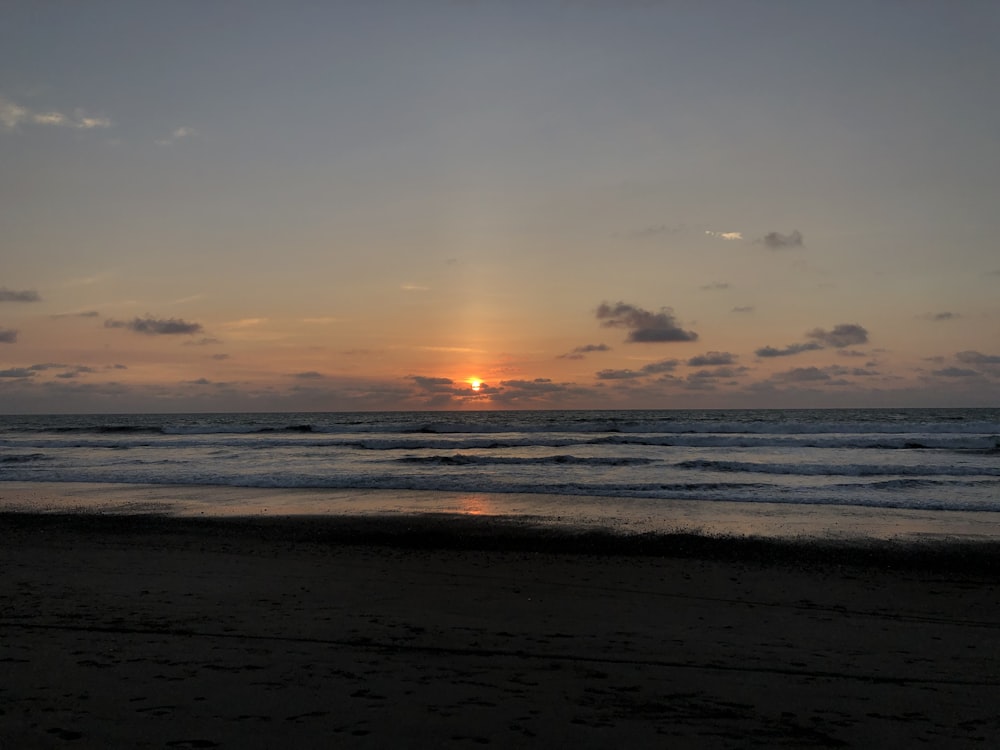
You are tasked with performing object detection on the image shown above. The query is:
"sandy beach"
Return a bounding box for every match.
[2,512,999,748]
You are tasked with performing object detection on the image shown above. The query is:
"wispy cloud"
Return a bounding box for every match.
[731,306,755,314]
[596,301,698,343]
[155,126,197,146]
[700,282,730,291]
[105,316,203,335]
[0,288,40,302]
[772,366,832,383]
[0,94,111,131]
[557,343,611,360]
[412,345,487,353]
[921,311,959,321]
[167,293,205,306]
[687,351,738,367]
[755,342,825,358]
[956,351,1000,365]
[595,358,679,381]
[0,328,19,343]
[224,318,266,329]
[758,230,804,249]
[490,378,583,405]
[705,230,744,241]
[932,367,980,378]
[401,284,430,292]
[51,310,100,319]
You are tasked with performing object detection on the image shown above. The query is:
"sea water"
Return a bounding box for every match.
[1,409,998,517]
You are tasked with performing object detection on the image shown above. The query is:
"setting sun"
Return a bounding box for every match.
[469,379,483,392]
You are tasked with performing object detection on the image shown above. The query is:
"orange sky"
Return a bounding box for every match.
[2,2,999,412]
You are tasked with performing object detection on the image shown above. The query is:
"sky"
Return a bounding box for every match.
[2,0,999,413]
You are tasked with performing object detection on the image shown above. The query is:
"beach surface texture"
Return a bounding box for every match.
[2,510,999,749]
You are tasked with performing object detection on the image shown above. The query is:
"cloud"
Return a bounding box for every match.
[922,311,959,321]
[0,328,18,343]
[687,366,748,380]
[489,378,587,405]
[755,342,824,358]
[932,367,980,378]
[51,310,100,319]
[956,351,1000,365]
[224,318,266,329]
[595,358,679,380]
[497,378,564,394]
[28,363,69,371]
[575,343,611,354]
[595,368,645,380]
[155,126,197,146]
[806,324,869,348]
[0,95,111,131]
[411,375,456,391]
[700,282,730,291]
[773,366,831,382]
[596,301,698,343]
[557,343,610,360]
[705,231,744,241]
[731,306,755,314]
[0,288,40,302]
[401,284,430,292]
[0,367,34,378]
[687,351,737,367]
[759,230,804,249]
[641,358,680,374]
[292,371,325,379]
[105,316,203,336]
[55,366,96,379]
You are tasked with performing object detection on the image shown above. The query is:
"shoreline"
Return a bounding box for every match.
[4,480,1000,545]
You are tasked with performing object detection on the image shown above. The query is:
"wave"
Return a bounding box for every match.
[677,459,1000,477]
[3,410,999,440]
[3,472,997,512]
[394,454,656,466]
[3,433,998,452]
[0,453,49,464]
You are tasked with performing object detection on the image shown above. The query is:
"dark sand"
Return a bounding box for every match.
[2,512,999,748]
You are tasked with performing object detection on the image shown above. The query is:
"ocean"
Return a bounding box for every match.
[2,409,999,533]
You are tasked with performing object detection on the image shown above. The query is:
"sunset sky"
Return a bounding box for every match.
[2,1,999,413]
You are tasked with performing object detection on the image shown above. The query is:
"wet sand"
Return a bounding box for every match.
[2,512,999,748]
[5,481,1000,541]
